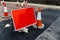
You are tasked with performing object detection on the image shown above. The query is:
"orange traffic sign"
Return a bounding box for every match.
[11,7,36,31]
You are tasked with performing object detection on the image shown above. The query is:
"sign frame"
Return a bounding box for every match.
[11,7,37,31]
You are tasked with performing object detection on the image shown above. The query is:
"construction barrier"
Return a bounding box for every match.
[11,7,36,33]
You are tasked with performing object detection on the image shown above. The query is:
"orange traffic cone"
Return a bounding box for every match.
[3,3,9,18]
[37,7,44,29]
[22,0,26,6]
[16,0,19,6]
[22,0,28,6]
[33,7,44,29]
[2,0,6,5]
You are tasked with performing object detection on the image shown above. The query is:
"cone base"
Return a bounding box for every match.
[33,25,37,28]
[18,30,22,32]
[18,28,28,33]
[33,23,44,29]
[37,23,44,29]
[1,16,11,19]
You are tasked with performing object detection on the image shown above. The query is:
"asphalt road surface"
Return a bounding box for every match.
[0,4,60,40]
[35,16,60,40]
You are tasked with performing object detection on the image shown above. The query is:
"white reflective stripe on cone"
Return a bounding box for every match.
[4,7,8,12]
[21,4,23,6]
[23,1,25,4]
[22,1,26,6]
[21,3,25,6]
[37,12,41,20]
[17,2,18,4]
[25,1,28,6]
[17,0,19,4]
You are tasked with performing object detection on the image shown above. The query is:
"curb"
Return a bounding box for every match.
[1,1,60,9]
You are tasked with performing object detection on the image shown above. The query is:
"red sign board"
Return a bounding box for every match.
[11,7,36,31]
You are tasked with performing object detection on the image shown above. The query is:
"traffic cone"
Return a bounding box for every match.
[22,0,26,6]
[2,1,6,5]
[3,3,9,18]
[18,27,28,33]
[33,7,44,29]
[16,0,19,6]
[25,0,28,6]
